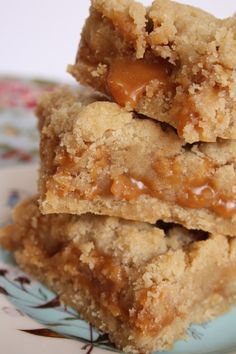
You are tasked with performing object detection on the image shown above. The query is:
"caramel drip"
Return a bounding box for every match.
[174,88,220,138]
[62,247,128,318]
[46,175,73,198]
[178,179,236,217]
[130,287,177,333]
[47,149,236,219]
[111,174,150,201]
[153,157,182,185]
[107,58,171,108]
[156,159,236,217]
[89,148,112,198]
[177,179,216,209]
[89,251,126,317]
[90,175,112,198]
[176,99,201,137]
[108,159,236,218]
[212,197,236,218]
[171,94,204,139]
[46,151,77,198]
[60,246,159,332]
[131,308,175,334]
[56,151,76,172]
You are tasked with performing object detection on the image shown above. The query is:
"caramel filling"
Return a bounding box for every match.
[46,176,72,198]
[175,97,201,138]
[106,157,236,218]
[79,251,128,318]
[105,57,222,138]
[173,87,221,138]
[177,179,236,217]
[48,150,236,219]
[56,151,77,172]
[56,246,160,333]
[212,198,236,218]
[46,152,77,198]
[131,287,176,333]
[177,180,216,209]
[111,174,149,201]
[107,58,172,108]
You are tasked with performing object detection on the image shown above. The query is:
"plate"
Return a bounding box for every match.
[1,164,236,354]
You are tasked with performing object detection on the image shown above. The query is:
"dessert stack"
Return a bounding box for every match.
[1,0,236,353]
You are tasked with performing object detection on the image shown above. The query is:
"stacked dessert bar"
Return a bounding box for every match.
[1,0,236,353]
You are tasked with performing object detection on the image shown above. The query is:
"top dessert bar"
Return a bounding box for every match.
[37,88,236,236]
[68,0,236,143]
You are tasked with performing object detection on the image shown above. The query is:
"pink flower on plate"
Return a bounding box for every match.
[1,148,33,162]
[0,78,55,110]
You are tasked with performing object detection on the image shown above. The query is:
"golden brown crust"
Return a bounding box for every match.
[37,88,236,235]
[1,197,236,353]
[91,0,147,58]
[69,0,236,143]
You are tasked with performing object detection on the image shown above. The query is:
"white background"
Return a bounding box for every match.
[0,0,235,83]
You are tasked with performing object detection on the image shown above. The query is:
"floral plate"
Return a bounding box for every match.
[0,164,236,354]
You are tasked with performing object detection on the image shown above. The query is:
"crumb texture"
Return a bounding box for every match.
[1,197,236,353]
[37,88,236,236]
[69,0,236,143]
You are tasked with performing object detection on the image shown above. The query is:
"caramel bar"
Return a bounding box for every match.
[69,0,236,143]
[1,197,236,353]
[37,88,236,235]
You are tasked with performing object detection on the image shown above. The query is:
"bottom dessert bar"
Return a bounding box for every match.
[1,198,236,354]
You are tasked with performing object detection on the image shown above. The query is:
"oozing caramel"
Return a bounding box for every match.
[89,148,112,198]
[108,159,236,218]
[88,251,126,317]
[174,88,221,138]
[46,175,72,198]
[46,151,77,198]
[170,93,205,139]
[177,179,216,209]
[212,198,236,218]
[153,157,182,185]
[47,149,236,219]
[63,246,177,332]
[175,99,201,137]
[56,151,76,173]
[60,246,128,318]
[107,58,172,108]
[111,174,150,201]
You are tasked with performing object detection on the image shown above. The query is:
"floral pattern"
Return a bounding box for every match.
[0,77,54,110]
[0,77,55,167]
[0,264,117,353]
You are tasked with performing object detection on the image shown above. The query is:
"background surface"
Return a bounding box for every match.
[0,0,236,83]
